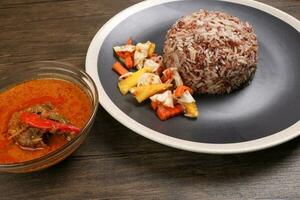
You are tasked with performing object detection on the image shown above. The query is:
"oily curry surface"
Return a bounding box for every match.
[0,79,91,164]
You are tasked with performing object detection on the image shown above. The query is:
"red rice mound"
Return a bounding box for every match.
[163,10,258,94]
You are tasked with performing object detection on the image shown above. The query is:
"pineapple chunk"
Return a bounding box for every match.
[148,43,156,57]
[113,45,135,53]
[181,102,199,118]
[134,42,151,69]
[174,89,198,118]
[118,67,152,95]
[130,83,172,103]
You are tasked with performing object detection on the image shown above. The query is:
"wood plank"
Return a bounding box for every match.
[0,138,299,199]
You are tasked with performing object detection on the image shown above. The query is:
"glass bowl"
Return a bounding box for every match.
[0,61,98,173]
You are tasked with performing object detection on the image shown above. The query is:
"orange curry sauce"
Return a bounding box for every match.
[0,79,91,164]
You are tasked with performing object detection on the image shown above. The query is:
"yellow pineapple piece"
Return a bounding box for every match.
[148,43,156,57]
[182,102,199,118]
[130,83,172,103]
[118,67,152,95]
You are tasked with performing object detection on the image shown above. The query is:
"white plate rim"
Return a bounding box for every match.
[85,0,300,154]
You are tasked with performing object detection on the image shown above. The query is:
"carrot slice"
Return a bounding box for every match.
[127,38,133,45]
[156,64,166,76]
[113,61,129,76]
[174,85,193,98]
[116,51,128,59]
[151,101,158,110]
[161,68,173,83]
[124,55,134,68]
[116,51,134,69]
[116,51,132,58]
[156,104,184,121]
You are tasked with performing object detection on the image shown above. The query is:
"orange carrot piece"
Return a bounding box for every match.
[151,101,158,110]
[174,85,193,98]
[127,38,133,45]
[113,61,129,76]
[156,104,184,121]
[125,51,134,58]
[156,65,166,76]
[124,55,134,68]
[171,104,184,115]
[116,51,128,59]
[116,51,134,69]
[116,52,125,58]
[161,68,173,83]
[116,51,132,58]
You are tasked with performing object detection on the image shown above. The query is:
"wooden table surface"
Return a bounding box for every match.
[0,0,299,199]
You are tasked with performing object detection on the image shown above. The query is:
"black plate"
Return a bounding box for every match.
[86,0,300,153]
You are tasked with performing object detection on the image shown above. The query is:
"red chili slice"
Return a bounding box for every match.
[20,112,80,134]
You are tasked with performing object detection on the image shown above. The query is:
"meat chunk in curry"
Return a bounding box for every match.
[8,103,80,150]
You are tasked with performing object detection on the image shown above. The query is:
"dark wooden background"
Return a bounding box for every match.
[0,0,299,199]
